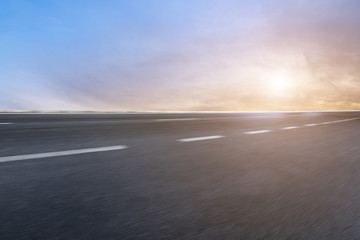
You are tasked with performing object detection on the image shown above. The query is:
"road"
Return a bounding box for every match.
[1,111,360,239]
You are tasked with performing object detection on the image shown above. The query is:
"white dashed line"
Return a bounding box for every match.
[330,120,346,123]
[320,117,360,125]
[281,126,299,130]
[303,117,360,127]
[154,118,199,122]
[178,135,224,142]
[0,145,128,163]
[0,123,13,125]
[243,130,272,134]
[304,123,318,127]
[334,118,360,122]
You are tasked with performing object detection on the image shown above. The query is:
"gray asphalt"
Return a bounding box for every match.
[1,112,360,239]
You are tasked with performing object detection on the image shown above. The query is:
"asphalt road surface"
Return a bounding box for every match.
[1,111,360,239]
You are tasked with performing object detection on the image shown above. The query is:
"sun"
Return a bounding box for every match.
[271,78,288,92]
[267,71,292,96]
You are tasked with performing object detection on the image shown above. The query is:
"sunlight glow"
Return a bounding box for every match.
[267,70,293,97]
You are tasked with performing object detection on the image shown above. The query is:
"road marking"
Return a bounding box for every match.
[0,123,12,125]
[0,145,128,163]
[304,117,360,127]
[281,126,299,130]
[178,135,224,142]
[154,118,199,122]
[304,123,318,127]
[331,120,347,123]
[244,130,271,134]
[336,117,360,122]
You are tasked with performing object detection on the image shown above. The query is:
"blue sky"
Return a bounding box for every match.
[1,0,360,111]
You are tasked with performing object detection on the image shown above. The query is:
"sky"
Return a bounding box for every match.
[1,0,360,111]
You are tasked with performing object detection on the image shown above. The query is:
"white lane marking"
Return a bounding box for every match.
[304,117,360,127]
[154,118,199,122]
[0,145,128,163]
[281,126,299,130]
[331,120,347,123]
[0,123,13,125]
[178,135,224,142]
[244,130,271,134]
[305,123,318,127]
[321,117,360,125]
[335,117,360,122]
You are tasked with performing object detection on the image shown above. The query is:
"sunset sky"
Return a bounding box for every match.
[1,0,360,111]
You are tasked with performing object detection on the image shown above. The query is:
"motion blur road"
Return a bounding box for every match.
[1,112,360,239]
